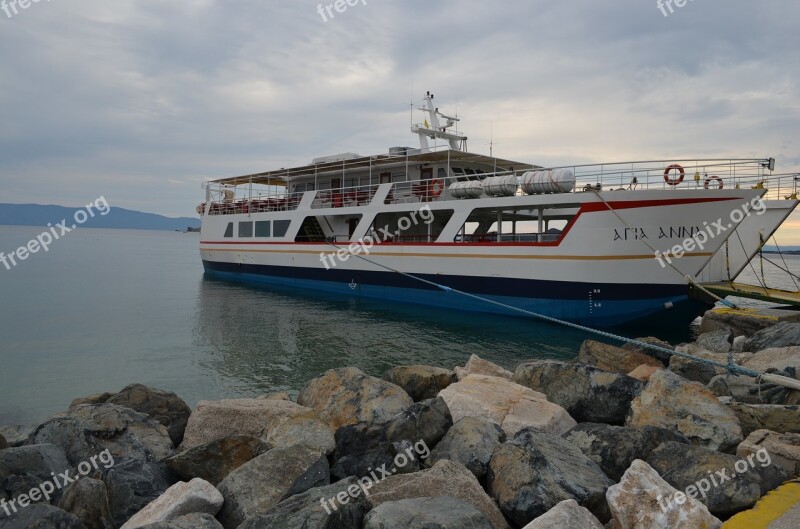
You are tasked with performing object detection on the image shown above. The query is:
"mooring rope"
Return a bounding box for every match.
[325,241,800,392]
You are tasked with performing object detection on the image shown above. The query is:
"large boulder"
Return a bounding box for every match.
[488,428,613,526]
[29,404,175,527]
[120,479,223,529]
[179,399,334,455]
[576,340,664,373]
[427,416,506,482]
[297,368,414,430]
[438,374,576,438]
[627,369,743,452]
[137,513,223,529]
[383,397,452,449]
[0,426,33,448]
[216,445,329,529]
[696,329,734,354]
[455,354,513,380]
[238,477,370,529]
[646,441,787,517]
[514,361,642,425]
[563,423,689,481]
[0,443,71,505]
[708,374,775,405]
[727,403,800,437]
[741,346,800,373]
[700,307,800,338]
[521,499,604,529]
[384,365,456,401]
[165,436,271,485]
[606,459,721,529]
[0,504,88,529]
[738,429,800,478]
[58,478,114,529]
[364,496,493,529]
[667,344,737,384]
[104,384,192,447]
[367,460,510,529]
[744,322,800,352]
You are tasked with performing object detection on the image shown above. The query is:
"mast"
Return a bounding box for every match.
[411,91,468,152]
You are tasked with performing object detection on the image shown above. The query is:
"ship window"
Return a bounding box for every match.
[238,221,253,238]
[273,220,291,237]
[223,222,234,238]
[438,168,447,179]
[255,221,271,237]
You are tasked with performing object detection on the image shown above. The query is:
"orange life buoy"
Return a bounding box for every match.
[429,179,444,197]
[704,176,723,190]
[664,164,685,186]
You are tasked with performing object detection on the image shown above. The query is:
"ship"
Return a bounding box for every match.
[198,92,795,327]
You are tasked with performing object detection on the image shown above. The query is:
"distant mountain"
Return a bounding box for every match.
[0,203,200,231]
[762,245,800,253]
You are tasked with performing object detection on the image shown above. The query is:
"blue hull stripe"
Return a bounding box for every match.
[202,261,707,327]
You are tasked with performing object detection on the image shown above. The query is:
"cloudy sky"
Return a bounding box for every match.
[1,0,799,238]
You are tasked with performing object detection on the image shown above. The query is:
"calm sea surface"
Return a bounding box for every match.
[1,226,798,425]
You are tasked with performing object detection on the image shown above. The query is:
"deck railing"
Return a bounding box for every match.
[200,158,794,215]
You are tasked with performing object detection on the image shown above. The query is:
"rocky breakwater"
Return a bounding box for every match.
[2,315,800,528]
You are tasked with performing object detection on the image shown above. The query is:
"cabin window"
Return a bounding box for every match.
[456,205,580,243]
[255,221,271,237]
[438,168,447,179]
[238,221,253,238]
[223,222,234,238]
[273,220,291,238]
[380,172,392,184]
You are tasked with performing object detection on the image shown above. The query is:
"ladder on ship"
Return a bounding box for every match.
[297,217,327,242]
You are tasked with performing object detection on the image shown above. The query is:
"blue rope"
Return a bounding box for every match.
[326,243,763,378]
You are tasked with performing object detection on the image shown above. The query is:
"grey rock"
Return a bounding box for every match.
[165,436,272,485]
[102,458,174,528]
[238,477,369,529]
[563,423,689,481]
[0,504,87,529]
[700,307,800,338]
[297,367,413,430]
[0,435,6,451]
[0,443,70,505]
[120,478,224,529]
[521,499,604,529]
[384,365,456,401]
[513,361,642,425]
[138,513,223,529]
[708,375,772,404]
[646,441,787,517]
[383,397,452,450]
[364,496,493,529]
[488,428,613,526]
[627,369,743,452]
[30,404,175,527]
[727,403,800,437]
[427,416,505,482]
[58,478,114,529]
[0,426,33,448]
[367,460,510,529]
[744,322,800,352]
[668,355,721,384]
[216,445,330,529]
[696,330,733,354]
[105,384,192,447]
[576,340,665,374]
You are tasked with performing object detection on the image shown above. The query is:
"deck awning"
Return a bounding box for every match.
[206,150,537,186]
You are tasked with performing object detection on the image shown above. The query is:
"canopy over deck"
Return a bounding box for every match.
[206,149,536,187]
